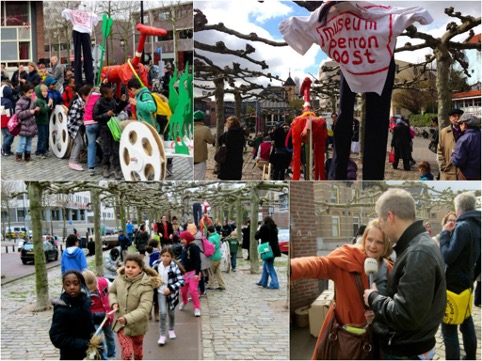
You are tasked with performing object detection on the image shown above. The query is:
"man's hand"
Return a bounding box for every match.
[363,283,378,307]
[129,97,137,106]
[120,94,127,102]
[443,221,456,233]
[364,310,375,324]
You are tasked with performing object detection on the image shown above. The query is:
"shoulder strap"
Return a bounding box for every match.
[353,272,368,310]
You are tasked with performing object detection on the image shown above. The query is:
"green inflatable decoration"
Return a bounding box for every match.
[168,63,193,155]
[96,14,113,87]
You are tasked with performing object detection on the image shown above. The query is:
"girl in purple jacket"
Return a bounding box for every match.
[15,83,39,162]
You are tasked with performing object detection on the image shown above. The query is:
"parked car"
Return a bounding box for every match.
[20,240,59,265]
[278,228,290,255]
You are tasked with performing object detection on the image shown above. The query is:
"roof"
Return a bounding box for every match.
[467,34,481,44]
[283,76,296,87]
[452,90,482,99]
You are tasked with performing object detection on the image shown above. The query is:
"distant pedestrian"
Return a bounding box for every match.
[193,110,215,180]
[152,247,185,346]
[217,115,245,180]
[451,114,481,180]
[255,216,281,289]
[241,220,251,260]
[178,231,202,317]
[115,229,130,262]
[83,270,116,360]
[14,83,39,163]
[438,109,464,180]
[207,226,226,290]
[60,234,88,275]
[49,270,98,360]
[135,225,149,260]
[104,247,121,283]
[391,118,412,171]
[418,161,434,181]
[188,224,211,297]
[126,220,135,242]
[109,254,161,360]
[48,56,65,93]
[227,231,240,272]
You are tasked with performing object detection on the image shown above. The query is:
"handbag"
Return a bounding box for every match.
[215,132,228,163]
[258,242,274,261]
[388,148,395,163]
[428,140,437,153]
[443,288,473,325]
[7,113,21,136]
[107,117,123,141]
[314,273,374,360]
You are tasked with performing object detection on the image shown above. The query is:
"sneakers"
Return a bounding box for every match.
[179,302,185,311]
[69,162,84,171]
[169,330,176,339]
[89,168,95,176]
[194,309,201,317]
[157,335,166,346]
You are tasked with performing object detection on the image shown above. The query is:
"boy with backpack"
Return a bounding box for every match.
[127,77,158,131]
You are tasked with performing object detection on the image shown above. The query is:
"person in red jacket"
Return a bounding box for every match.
[62,77,77,108]
[290,219,393,359]
[83,270,116,360]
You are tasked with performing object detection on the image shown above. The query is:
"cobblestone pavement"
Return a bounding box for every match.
[201,256,289,360]
[1,136,193,181]
[290,285,481,360]
[1,254,289,360]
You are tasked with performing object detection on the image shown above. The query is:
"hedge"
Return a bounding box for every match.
[408,113,437,127]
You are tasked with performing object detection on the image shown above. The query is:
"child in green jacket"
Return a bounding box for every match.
[34,84,52,158]
[227,231,240,272]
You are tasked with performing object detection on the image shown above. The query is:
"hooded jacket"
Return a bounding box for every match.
[92,96,128,126]
[440,210,481,293]
[88,277,114,326]
[49,292,95,360]
[34,85,50,125]
[208,231,222,262]
[60,246,88,275]
[134,87,157,127]
[152,259,185,311]
[368,221,446,357]
[15,95,37,138]
[109,266,161,337]
[193,231,211,271]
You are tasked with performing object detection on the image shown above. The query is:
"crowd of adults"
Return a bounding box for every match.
[292,189,480,360]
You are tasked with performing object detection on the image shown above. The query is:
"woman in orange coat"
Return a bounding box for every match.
[291,219,393,359]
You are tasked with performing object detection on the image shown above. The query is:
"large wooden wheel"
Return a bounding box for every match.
[119,121,166,181]
[49,105,71,158]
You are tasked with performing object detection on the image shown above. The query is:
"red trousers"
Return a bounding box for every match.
[117,329,144,360]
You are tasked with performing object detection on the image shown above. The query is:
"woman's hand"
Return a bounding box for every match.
[164,288,171,295]
[129,97,137,106]
[112,303,119,311]
[118,316,126,326]
[194,274,200,281]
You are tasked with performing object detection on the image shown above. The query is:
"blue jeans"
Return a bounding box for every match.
[85,123,99,169]
[231,251,237,270]
[94,323,116,359]
[16,136,32,153]
[257,259,279,289]
[441,316,477,360]
[2,128,14,153]
[35,124,48,155]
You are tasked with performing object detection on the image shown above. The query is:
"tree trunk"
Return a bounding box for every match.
[249,187,260,274]
[236,199,243,258]
[50,209,54,237]
[62,202,67,241]
[234,92,242,119]
[359,93,366,161]
[28,182,50,311]
[119,197,126,234]
[214,77,225,148]
[435,47,453,129]
[92,190,103,276]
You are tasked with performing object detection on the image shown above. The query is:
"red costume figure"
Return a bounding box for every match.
[100,24,167,118]
[291,77,327,181]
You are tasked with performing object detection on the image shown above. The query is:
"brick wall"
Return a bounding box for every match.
[34,2,45,61]
[290,182,320,319]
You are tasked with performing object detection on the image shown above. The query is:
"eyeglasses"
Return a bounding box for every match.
[447,219,457,223]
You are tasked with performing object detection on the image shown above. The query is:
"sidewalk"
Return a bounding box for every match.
[1,136,193,181]
[290,293,482,360]
[1,254,289,360]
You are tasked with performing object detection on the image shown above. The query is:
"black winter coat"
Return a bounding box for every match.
[92,96,128,125]
[49,292,96,360]
[135,231,149,252]
[157,221,174,242]
[26,70,41,86]
[368,221,446,357]
[181,242,201,275]
[391,123,412,159]
[218,128,245,180]
[255,223,281,258]
[242,224,250,249]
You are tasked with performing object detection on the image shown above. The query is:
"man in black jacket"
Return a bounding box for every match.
[439,192,481,360]
[364,188,446,359]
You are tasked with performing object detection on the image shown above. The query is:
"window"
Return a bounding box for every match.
[353,217,360,237]
[279,194,288,212]
[330,186,339,204]
[1,2,32,62]
[331,216,340,237]
[17,209,26,221]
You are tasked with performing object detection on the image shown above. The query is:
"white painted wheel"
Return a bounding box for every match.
[49,105,71,158]
[119,121,166,181]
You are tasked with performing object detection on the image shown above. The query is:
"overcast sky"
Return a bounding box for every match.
[194,1,481,98]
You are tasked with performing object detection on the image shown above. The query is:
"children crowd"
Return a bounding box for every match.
[48,214,268,360]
